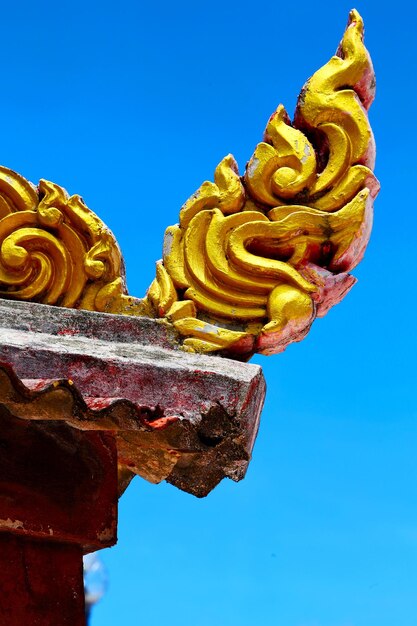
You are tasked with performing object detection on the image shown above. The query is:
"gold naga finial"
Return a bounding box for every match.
[0,10,379,359]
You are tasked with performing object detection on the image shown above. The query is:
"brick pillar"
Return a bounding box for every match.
[0,535,85,626]
[0,404,118,626]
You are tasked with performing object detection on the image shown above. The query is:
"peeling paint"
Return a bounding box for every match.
[163,230,174,258]
[246,157,259,179]
[0,518,25,531]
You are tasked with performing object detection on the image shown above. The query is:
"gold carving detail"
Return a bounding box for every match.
[0,10,379,359]
[0,168,144,316]
[146,10,379,356]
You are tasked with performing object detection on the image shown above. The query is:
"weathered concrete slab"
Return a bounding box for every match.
[0,300,265,497]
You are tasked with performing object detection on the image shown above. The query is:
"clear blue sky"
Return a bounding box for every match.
[2,1,416,624]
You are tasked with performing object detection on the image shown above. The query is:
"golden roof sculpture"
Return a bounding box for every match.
[0,10,379,359]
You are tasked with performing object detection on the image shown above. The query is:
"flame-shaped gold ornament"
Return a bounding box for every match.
[0,10,379,359]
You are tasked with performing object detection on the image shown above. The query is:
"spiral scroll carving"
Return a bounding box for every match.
[146,10,380,357]
[0,169,140,314]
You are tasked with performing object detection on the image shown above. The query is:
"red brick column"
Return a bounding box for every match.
[0,535,85,626]
[0,405,118,626]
